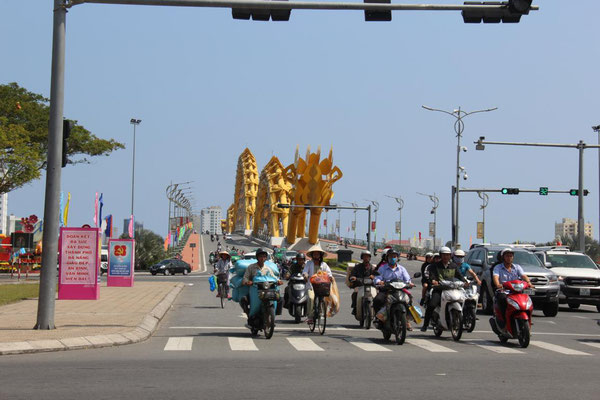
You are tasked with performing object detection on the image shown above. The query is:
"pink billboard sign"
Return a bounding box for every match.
[58,227,100,300]
[107,239,135,287]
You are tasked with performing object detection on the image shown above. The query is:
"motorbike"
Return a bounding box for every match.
[246,278,280,339]
[462,278,479,333]
[429,279,466,341]
[489,280,534,348]
[375,280,413,345]
[354,277,376,329]
[286,273,309,323]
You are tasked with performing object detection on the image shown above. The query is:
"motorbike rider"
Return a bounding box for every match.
[493,248,533,328]
[284,253,306,307]
[216,242,222,252]
[302,243,333,323]
[420,246,467,332]
[214,250,233,298]
[373,248,414,329]
[241,248,283,325]
[376,248,389,270]
[349,250,377,316]
[453,249,481,286]
[420,252,434,305]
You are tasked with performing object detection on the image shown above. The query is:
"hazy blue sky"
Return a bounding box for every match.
[2,1,600,246]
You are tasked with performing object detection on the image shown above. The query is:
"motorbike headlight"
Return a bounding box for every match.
[506,298,520,310]
[292,284,305,290]
[512,283,524,292]
[525,297,533,310]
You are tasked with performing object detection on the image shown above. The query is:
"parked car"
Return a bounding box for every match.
[533,247,600,312]
[327,243,339,252]
[465,245,560,317]
[99,246,108,275]
[225,234,233,240]
[149,259,191,276]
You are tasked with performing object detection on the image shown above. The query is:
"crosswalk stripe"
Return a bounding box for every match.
[345,338,391,352]
[579,341,600,350]
[405,339,456,353]
[287,338,324,351]
[228,337,258,351]
[465,340,524,354]
[164,337,194,351]
[530,341,591,356]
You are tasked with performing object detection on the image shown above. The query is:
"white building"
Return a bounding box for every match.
[200,206,222,235]
[555,217,593,239]
[0,193,7,235]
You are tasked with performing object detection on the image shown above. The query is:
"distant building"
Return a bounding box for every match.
[0,193,7,235]
[555,218,593,239]
[123,218,144,236]
[201,206,222,235]
[5,214,23,236]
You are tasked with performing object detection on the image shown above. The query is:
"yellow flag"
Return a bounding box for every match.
[63,192,71,226]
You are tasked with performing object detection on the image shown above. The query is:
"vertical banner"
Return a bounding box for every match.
[351,221,356,231]
[107,238,135,287]
[58,227,100,300]
[429,222,435,237]
[477,222,484,239]
[395,221,400,234]
[371,221,376,231]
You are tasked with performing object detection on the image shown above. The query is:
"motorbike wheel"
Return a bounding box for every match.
[251,327,259,337]
[294,305,302,324]
[382,328,392,341]
[517,319,530,348]
[317,298,327,335]
[364,301,372,330]
[464,307,476,333]
[433,323,443,337]
[393,308,407,345]
[450,309,463,342]
[219,285,225,309]
[264,306,275,339]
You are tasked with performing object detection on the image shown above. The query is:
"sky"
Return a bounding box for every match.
[1,1,600,247]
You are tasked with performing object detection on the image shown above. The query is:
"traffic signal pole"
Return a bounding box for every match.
[475,138,600,253]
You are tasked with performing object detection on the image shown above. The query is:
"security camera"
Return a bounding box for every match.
[461,146,468,152]
[463,174,468,180]
[459,166,465,171]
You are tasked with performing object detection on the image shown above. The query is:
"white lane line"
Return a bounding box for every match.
[287,338,324,351]
[199,235,207,273]
[164,337,194,351]
[581,342,600,350]
[465,340,524,354]
[344,338,391,352]
[530,341,592,355]
[228,337,258,351]
[571,316,591,320]
[169,326,350,331]
[405,339,456,353]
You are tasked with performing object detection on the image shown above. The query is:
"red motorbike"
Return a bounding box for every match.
[489,280,534,348]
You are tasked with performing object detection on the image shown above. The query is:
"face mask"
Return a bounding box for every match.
[389,257,397,265]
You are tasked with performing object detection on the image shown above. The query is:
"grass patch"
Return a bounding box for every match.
[0,283,40,306]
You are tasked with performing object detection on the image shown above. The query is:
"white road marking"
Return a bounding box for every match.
[581,341,600,350]
[228,337,258,351]
[169,326,350,331]
[287,338,324,351]
[163,337,194,351]
[530,341,591,355]
[344,337,391,352]
[465,340,524,354]
[571,316,591,320]
[199,235,207,273]
[405,339,456,353]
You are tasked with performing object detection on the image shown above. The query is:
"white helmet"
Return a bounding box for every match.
[439,246,452,254]
[425,252,434,258]
[454,249,466,257]
[360,250,372,258]
[501,247,515,256]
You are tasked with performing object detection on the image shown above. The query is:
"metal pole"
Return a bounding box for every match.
[433,192,437,250]
[455,108,462,248]
[35,0,67,330]
[367,205,372,253]
[131,123,136,218]
[578,141,585,252]
[594,125,600,242]
[451,186,456,246]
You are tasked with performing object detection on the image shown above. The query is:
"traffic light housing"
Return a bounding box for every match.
[539,187,548,196]
[364,0,392,22]
[462,1,532,24]
[62,119,73,168]
[501,188,519,195]
[232,0,291,21]
[570,189,590,196]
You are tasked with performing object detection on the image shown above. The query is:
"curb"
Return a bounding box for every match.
[0,283,184,356]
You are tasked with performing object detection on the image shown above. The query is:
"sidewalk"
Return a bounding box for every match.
[0,281,183,355]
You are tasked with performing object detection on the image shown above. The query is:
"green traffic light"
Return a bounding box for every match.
[539,187,548,196]
[570,189,578,196]
[501,188,509,194]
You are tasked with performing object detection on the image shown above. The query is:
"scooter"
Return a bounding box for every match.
[489,280,534,348]
[375,280,413,345]
[245,277,280,339]
[354,277,376,329]
[462,278,479,333]
[430,279,466,341]
[286,273,309,323]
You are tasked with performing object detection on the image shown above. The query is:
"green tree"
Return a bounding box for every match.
[0,82,124,194]
[121,229,166,270]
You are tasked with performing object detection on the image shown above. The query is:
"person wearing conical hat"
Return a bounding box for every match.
[302,243,333,323]
[214,250,232,298]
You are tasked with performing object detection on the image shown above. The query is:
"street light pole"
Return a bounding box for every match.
[365,200,379,248]
[386,195,404,250]
[477,191,489,243]
[417,192,439,250]
[593,125,600,242]
[422,105,497,248]
[129,118,141,236]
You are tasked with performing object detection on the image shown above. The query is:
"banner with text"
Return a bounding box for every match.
[58,227,100,300]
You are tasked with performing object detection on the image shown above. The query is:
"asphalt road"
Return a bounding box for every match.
[2,233,600,400]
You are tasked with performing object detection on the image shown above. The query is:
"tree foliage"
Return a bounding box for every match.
[0,82,125,194]
[121,228,166,270]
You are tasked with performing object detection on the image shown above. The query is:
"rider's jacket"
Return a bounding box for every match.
[373,263,411,285]
[428,261,465,286]
[350,262,377,281]
[215,259,232,275]
[287,261,304,277]
[493,263,525,284]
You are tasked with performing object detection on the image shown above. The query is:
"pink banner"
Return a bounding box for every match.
[58,227,100,300]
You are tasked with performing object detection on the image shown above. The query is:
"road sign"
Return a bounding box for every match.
[477,222,484,239]
[539,187,548,196]
[429,222,435,237]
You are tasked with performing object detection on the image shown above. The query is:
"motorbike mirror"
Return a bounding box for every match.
[413,272,422,278]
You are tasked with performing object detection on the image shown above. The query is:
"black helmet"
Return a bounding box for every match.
[255,248,268,257]
[296,253,306,259]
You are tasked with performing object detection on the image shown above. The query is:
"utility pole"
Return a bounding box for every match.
[386,195,404,250]
[417,192,439,250]
[593,124,600,242]
[477,191,489,243]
